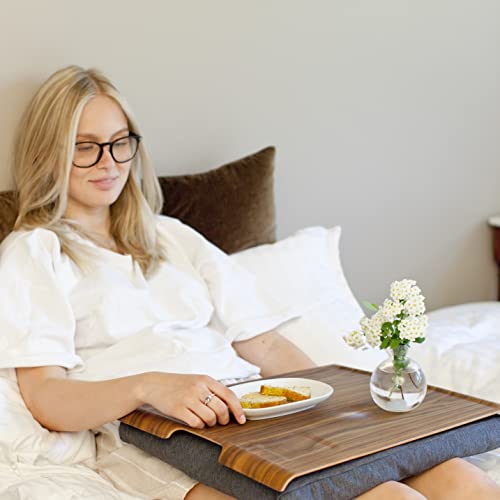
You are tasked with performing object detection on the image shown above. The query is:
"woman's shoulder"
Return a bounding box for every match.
[155,214,186,228]
[155,215,211,260]
[0,227,61,259]
[155,215,202,239]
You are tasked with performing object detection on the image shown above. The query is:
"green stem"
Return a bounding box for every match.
[389,345,409,400]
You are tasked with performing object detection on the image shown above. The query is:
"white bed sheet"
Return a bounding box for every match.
[465,447,500,484]
[0,463,140,500]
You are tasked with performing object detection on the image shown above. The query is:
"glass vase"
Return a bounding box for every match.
[370,344,427,412]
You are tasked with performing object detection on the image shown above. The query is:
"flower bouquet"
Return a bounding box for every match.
[344,279,428,412]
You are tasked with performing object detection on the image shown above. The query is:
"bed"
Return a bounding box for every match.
[0,146,498,498]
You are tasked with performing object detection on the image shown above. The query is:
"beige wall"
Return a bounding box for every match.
[1,0,499,310]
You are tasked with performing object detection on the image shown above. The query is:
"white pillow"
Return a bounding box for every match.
[231,226,378,366]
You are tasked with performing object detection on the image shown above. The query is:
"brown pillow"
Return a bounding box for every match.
[159,146,276,253]
[0,146,277,252]
[0,191,17,244]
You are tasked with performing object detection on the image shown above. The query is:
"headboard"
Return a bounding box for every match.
[0,146,276,254]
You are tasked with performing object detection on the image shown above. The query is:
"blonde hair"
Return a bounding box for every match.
[13,65,166,276]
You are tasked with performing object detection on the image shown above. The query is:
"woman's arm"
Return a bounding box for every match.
[233,331,316,377]
[16,366,246,432]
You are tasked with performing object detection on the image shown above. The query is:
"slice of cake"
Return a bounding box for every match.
[239,392,288,409]
[260,385,312,402]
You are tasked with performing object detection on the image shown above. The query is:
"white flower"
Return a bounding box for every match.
[380,298,403,322]
[390,279,417,302]
[360,316,371,334]
[344,279,427,352]
[404,295,426,316]
[365,327,382,348]
[398,315,428,341]
[344,330,366,349]
[359,312,384,348]
[371,310,386,330]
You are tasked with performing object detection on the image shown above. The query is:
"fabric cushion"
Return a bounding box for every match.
[0,146,276,253]
[120,415,500,499]
[159,146,276,254]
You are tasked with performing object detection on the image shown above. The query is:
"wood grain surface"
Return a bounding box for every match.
[120,365,499,491]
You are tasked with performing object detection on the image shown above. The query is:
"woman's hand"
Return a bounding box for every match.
[137,372,246,429]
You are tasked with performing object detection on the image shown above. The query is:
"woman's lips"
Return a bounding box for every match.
[89,177,119,190]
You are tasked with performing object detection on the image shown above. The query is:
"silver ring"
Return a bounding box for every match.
[203,393,216,406]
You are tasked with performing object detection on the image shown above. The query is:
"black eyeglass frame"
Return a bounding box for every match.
[73,132,142,168]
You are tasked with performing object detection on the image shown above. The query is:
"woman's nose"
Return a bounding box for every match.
[96,145,115,168]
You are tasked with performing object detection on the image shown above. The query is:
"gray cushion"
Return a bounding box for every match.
[119,415,500,499]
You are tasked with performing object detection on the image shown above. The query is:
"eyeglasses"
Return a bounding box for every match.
[73,133,142,168]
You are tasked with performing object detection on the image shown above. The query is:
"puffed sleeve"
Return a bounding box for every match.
[0,229,82,369]
[157,216,300,342]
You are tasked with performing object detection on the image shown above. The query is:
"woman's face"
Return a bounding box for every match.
[66,94,132,221]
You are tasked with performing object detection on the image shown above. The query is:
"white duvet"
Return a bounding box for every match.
[0,463,139,500]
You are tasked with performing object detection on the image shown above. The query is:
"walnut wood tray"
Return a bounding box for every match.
[120,365,499,491]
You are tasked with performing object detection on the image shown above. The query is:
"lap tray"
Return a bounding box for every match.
[119,365,500,499]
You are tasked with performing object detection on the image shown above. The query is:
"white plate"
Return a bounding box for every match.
[230,377,334,420]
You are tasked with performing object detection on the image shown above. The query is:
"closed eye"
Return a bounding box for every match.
[75,143,97,152]
[113,137,130,148]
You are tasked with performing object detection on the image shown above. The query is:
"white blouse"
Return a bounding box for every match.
[0,216,293,382]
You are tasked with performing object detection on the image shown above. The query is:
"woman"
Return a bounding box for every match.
[1,66,498,499]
